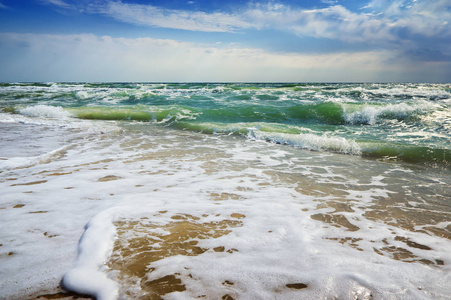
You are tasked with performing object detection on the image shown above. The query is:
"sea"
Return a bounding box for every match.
[0,82,450,300]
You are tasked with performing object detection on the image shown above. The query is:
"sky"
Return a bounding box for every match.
[0,0,450,82]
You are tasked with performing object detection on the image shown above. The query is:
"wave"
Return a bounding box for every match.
[283,101,433,126]
[0,108,121,134]
[6,101,449,166]
[173,121,363,156]
[2,83,449,104]
[12,103,344,125]
[248,131,450,166]
[287,102,345,125]
[360,142,451,167]
[197,102,435,126]
[2,83,444,129]
[172,121,364,156]
[342,102,434,125]
[10,104,200,124]
[341,84,451,101]
[0,82,54,88]
[19,105,72,119]
[0,143,74,170]
[249,131,362,155]
[10,102,435,127]
[174,121,306,135]
[69,106,198,124]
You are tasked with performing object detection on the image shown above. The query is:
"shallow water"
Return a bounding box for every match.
[0,83,450,299]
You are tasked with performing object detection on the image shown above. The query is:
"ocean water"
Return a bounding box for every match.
[0,82,450,299]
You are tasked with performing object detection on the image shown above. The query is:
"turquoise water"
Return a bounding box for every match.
[1,82,450,167]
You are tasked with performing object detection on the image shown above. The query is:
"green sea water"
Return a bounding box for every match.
[1,82,449,167]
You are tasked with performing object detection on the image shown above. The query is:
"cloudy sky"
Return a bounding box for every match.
[0,0,450,82]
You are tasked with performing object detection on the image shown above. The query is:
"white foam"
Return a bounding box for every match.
[343,102,435,125]
[62,209,120,300]
[0,144,73,169]
[75,91,91,99]
[0,110,121,135]
[336,84,451,101]
[19,105,72,119]
[249,131,362,155]
[64,196,451,299]
[2,125,450,299]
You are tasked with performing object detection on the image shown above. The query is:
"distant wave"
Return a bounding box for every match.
[342,102,434,125]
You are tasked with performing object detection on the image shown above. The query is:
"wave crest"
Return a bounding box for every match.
[343,102,433,125]
[19,105,72,119]
[249,131,362,155]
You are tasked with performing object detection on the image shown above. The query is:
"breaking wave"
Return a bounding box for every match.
[249,131,362,155]
[19,105,72,119]
[343,102,434,125]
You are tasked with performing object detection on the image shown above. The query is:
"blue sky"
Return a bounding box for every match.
[0,0,450,82]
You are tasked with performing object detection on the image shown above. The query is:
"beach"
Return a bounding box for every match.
[0,82,450,299]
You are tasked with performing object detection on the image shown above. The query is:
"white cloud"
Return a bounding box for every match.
[92,1,252,32]
[0,2,8,9]
[2,33,448,82]
[366,0,451,37]
[321,0,339,4]
[81,0,449,47]
[253,4,395,42]
[41,0,75,9]
[42,1,450,49]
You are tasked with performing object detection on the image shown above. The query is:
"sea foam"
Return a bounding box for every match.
[19,105,72,119]
[62,209,120,300]
[249,131,362,155]
[343,102,434,125]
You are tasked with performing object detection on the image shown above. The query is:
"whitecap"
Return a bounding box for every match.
[343,102,434,125]
[19,105,72,119]
[249,131,362,155]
